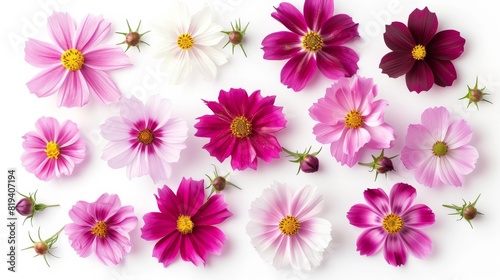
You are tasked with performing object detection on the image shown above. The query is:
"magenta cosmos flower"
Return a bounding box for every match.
[194,88,286,171]
[401,107,479,187]
[100,95,188,183]
[21,116,85,181]
[247,182,332,271]
[347,183,435,266]
[25,12,131,107]
[379,7,465,93]
[262,0,359,91]
[309,75,395,167]
[141,177,232,267]
[65,193,138,265]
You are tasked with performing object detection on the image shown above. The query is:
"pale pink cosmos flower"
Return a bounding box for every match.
[100,95,188,184]
[21,116,86,181]
[65,193,138,265]
[25,12,131,107]
[309,75,395,167]
[401,107,479,187]
[247,182,332,271]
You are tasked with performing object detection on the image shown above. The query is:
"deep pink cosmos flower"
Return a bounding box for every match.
[262,0,359,91]
[194,88,286,171]
[65,193,138,265]
[379,7,465,93]
[100,95,188,183]
[400,107,479,187]
[309,75,395,167]
[347,183,435,267]
[25,12,131,107]
[21,116,86,181]
[141,177,232,267]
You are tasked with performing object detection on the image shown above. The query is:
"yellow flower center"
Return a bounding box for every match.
[176,215,194,235]
[302,31,323,52]
[137,129,154,145]
[230,116,252,138]
[45,141,60,159]
[344,110,363,129]
[177,33,194,50]
[61,48,84,71]
[411,44,426,60]
[91,221,108,238]
[432,141,448,157]
[382,213,404,234]
[279,215,300,236]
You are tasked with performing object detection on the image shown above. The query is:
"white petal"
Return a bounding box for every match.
[191,46,217,80]
[291,185,324,221]
[198,45,228,66]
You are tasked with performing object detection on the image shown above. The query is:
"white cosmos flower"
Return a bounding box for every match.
[247,182,332,271]
[155,1,228,84]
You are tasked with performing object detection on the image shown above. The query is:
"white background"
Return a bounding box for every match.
[2,0,500,279]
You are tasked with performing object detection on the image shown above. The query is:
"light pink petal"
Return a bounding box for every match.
[80,67,121,105]
[47,12,74,51]
[355,227,386,256]
[404,124,435,150]
[152,232,181,267]
[400,146,431,171]
[147,151,172,183]
[347,204,382,228]
[399,228,432,259]
[107,207,138,233]
[193,194,232,226]
[329,135,360,167]
[343,127,371,156]
[34,158,56,181]
[402,204,435,228]
[291,185,324,221]
[444,119,473,149]
[446,145,479,176]
[144,95,172,127]
[389,183,416,215]
[26,66,67,98]
[100,116,131,142]
[58,70,90,108]
[75,14,111,53]
[438,156,465,187]
[296,218,332,251]
[383,235,407,266]
[25,39,61,67]
[363,188,390,217]
[312,123,345,144]
[57,119,82,146]
[124,145,152,179]
[35,116,59,141]
[362,99,387,126]
[309,97,343,125]
[420,107,449,141]
[68,200,94,226]
[65,224,95,258]
[95,234,125,265]
[364,123,395,150]
[414,155,441,187]
[177,178,205,216]
[84,47,131,71]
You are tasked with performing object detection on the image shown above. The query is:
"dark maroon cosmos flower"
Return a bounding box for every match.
[379,7,465,93]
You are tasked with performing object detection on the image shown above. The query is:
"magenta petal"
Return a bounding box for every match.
[47,12,74,51]
[192,194,232,226]
[317,46,359,79]
[26,66,66,98]
[427,30,465,60]
[262,31,302,60]
[156,185,181,219]
[363,188,390,217]
[400,228,432,259]
[280,51,316,92]
[231,138,257,170]
[141,212,177,241]
[25,39,61,68]
[383,22,415,51]
[177,178,205,216]
[191,226,226,256]
[58,70,90,107]
[426,59,457,87]
[383,235,407,266]
[272,2,308,35]
[180,234,205,266]
[405,61,434,93]
[65,225,95,258]
[379,51,414,78]
[80,67,121,104]
[347,204,381,228]
[320,14,359,45]
[356,227,386,256]
[250,134,282,163]
[389,183,416,215]
[408,7,438,45]
[402,204,435,228]
[304,0,333,31]
[152,231,181,267]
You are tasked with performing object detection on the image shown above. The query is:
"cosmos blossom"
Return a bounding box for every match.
[100,95,188,183]
[262,0,359,91]
[400,107,479,187]
[194,88,287,171]
[309,75,395,167]
[379,7,465,93]
[347,183,435,266]
[25,12,131,107]
[21,116,86,181]
[65,193,138,265]
[141,177,232,267]
[247,182,332,271]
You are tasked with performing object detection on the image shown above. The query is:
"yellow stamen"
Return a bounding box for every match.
[45,141,60,159]
[177,33,194,50]
[279,215,300,236]
[432,141,448,157]
[344,110,363,129]
[138,129,154,145]
[176,215,194,235]
[382,213,404,234]
[91,221,108,238]
[302,31,323,52]
[411,44,426,60]
[230,116,252,138]
[61,48,84,71]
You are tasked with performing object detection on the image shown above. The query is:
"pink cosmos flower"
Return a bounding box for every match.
[194,88,287,171]
[21,116,86,181]
[262,0,359,91]
[379,7,465,93]
[309,75,395,167]
[65,193,138,265]
[25,12,131,107]
[247,182,332,271]
[141,177,232,267]
[347,183,435,267]
[400,107,479,187]
[100,95,188,184]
